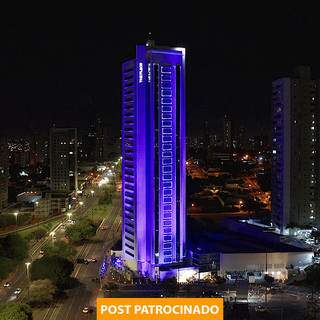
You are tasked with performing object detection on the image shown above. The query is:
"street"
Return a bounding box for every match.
[32,196,121,320]
[0,186,101,304]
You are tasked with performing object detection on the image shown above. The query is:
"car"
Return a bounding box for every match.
[82,307,89,314]
[76,258,89,264]
[88,258,97,263]
[82,307,93,314]
[255,305,267,313]
[14,288,22,295]
[39,250,44,255]
[3,282,10,288]
[101,226,107,230]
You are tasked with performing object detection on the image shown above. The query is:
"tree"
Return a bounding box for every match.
[264,274,275,288]
[28,279,56,306]
[0,303,32,320]
[31,228,47,240]
[103,282,119,291]
[17,213,31,226]
[30,255,74,289]
[0,234,27,261]
[65,218,97,242]
[43,241,76,260]
[0,214,15,227]
[0,257,16,280]
[305,264,320,290]
[99,191,113,205]
[161,277,179,296]
[311,231,320,245]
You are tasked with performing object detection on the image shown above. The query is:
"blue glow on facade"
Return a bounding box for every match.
[99,257,107,278]
[122,44,186,278]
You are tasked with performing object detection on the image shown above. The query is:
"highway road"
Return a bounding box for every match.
[0,182,107,304]
[32,196,121,320]
[0,221,63,303]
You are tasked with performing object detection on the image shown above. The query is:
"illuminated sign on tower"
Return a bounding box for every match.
[122,42,186,279]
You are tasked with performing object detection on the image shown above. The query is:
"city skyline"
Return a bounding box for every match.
[1,8,320,320]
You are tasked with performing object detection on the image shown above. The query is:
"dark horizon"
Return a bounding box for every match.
[1,8,320,137]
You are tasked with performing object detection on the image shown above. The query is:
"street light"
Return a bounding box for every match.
[67,212,72,221]
[25,262,31,299]
[13,212,19,226]
[49,231,55,244]
[90,190,95,197]
[25,262,31,277]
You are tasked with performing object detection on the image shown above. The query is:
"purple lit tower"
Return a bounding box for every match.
[122,40,186,279]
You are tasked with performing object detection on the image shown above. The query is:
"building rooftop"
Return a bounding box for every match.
[188,218,311,254]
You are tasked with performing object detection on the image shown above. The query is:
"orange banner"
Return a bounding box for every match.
[97,298,223,320]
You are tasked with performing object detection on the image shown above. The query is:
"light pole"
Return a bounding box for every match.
[50,232,55,245]
[13,212,19,226]
[25,262,31,300]
[67,212,72,221]
[90,190,95,197]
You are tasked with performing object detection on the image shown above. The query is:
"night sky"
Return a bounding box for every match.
[1,7,319,137]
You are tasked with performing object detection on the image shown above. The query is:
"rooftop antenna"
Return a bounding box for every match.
[146,31,155,47]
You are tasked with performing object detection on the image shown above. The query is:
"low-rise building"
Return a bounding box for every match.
[189,218,313,281]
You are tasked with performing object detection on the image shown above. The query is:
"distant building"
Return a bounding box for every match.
[238,125,247,150]
[84,123,97,162]
[223,114,233,150]
[95,118,105,162]
[30,134,49,165]
[8,138,31,168]
[248,135,268,153]
[272,66,320,232]
[17,191,42,204]
[0,136,9,211]
[49,128,78,193]
[81,119,110,163]
[34,197,50,217]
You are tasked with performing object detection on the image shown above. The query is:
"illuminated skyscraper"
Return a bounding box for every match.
[122,42,186,279]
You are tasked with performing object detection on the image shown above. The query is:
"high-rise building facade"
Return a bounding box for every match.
[30,134,49,166]
[122,42,186,279]
[238,125,247,151]
[272,66,320,233]
[223,114,233,150]
[50,128,78,193]
[0,136,9,211]
[95,118,105,162]
[81,118,108,163]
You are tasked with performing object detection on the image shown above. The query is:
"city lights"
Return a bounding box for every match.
[13,212,19,225]
[0,12,318,319]
[98,177,109,187]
